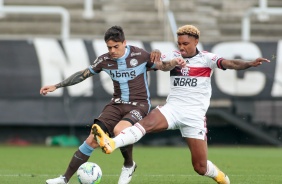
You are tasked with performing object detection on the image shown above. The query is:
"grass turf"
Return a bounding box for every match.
[0,145,282,183]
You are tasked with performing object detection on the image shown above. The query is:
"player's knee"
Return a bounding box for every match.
[113,126,123,136]
[193,163,207,175]
[113,120,132,136]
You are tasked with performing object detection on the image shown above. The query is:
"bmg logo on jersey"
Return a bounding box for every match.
[110,70,136,79]
[173,78,197,87]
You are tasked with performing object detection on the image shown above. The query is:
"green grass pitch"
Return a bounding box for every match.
[0,145,282,183]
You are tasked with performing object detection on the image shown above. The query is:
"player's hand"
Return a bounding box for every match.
[173,58,186,68]
[251,57,270,67]
[150,49,161,62]
[40,85,57,95]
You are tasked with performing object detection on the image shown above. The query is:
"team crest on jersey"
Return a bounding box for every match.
[181,67,189,76]
[130,59,138,67]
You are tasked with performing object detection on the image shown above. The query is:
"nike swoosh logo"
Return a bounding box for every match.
[108,64,114,66]
[128,165,136,177]
[129,172,134,177]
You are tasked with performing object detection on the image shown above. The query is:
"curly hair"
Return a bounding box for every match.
[177,25,200,39]
[104,25,125,42]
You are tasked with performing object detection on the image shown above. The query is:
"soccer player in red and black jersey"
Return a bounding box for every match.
[93,25,270,184]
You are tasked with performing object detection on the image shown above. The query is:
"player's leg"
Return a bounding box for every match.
[113,105,172,148]
[63,120,112,181]
[46,120,109,184]
[46,131,98,184]
[113,106,148,184]
[63,133,97,181]
[114,119,136,167]
[97,104,139,184]
[117,145,137,184]
[186,138,208,175]
[113,120,137,184]
[185,138,230,184]
[92,103,122,153]
[93,107,169,153]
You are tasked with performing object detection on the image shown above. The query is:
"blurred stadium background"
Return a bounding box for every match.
[0,0,282,147]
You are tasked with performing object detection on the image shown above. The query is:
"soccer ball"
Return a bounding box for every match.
[77,162,102,184]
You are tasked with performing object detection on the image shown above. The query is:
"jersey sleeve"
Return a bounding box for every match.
[161,50,181,61]
[88,57,103,74]
[203,51,226,70]
[142,49,156,69]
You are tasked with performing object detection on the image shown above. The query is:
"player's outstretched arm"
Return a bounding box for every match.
[222,57,270,70]
[40,68,94,95]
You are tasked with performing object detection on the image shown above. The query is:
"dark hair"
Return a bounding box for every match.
[104,26,125,42]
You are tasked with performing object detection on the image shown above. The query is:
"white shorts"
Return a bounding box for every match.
[157,103,207,140]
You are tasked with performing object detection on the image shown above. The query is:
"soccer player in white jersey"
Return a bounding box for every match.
[92,25,270,184]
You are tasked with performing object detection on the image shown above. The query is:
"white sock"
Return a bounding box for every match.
[113,123,146,148]
[205,160,219,178]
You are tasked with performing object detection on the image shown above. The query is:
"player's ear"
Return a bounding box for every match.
[194,38,199,46]
[123,40,127,47]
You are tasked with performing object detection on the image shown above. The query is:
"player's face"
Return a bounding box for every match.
[177,35,198,58]
[106,40,127,59]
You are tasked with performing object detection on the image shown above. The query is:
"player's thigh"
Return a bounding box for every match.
[186,138,207,166]
[113,104,149,135]
[139,107,169,133]
[95,103,123,137]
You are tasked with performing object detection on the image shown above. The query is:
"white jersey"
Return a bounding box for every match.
[161,50,225,120]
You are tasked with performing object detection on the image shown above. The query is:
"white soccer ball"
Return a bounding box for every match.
[77,162,102,184]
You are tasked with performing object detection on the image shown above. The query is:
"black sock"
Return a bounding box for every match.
[120,145,133,167]
[63,149,90,182]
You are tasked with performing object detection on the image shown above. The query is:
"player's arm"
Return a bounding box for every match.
[150,49,161,62]
[55,68,93,88]
[155,58,186,71]
[221,57,270,70]
[40,68,94,95]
